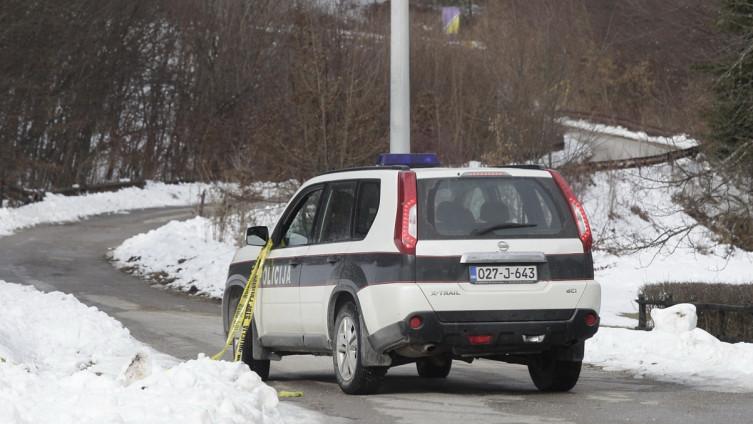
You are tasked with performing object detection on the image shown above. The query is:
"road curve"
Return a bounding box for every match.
[0,208,749,424]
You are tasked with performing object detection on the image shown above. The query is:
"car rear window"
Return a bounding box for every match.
[417,177,578,239]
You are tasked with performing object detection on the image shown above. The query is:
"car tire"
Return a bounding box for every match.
[527,353,581,392]
[332,301,387,394]
[228,295,270,380]
[416,357,452,378]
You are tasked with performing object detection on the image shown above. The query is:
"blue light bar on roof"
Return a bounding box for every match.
[377,153,441,168]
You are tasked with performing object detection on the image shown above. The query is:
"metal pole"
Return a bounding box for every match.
[390,0,410,154]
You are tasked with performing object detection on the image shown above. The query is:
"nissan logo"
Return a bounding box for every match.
[497,241,509,252]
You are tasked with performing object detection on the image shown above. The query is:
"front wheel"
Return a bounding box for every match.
[333,302,387,394]
[527,354,581,392]
[229,295,270,380]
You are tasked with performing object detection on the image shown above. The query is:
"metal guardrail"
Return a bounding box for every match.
[52,181,147,196]
[563,145,700,173]
[1,179,195,206]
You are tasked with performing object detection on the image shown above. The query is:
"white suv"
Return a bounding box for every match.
[223,154,601,394]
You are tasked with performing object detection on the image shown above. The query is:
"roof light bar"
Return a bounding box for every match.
[378,153,440,168]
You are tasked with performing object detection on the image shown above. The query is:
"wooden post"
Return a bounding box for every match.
[198,190,206,217]
[637,294,647,330]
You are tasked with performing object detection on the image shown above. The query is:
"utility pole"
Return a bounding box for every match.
[390,0,411,154]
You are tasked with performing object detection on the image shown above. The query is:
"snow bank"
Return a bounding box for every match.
[111,205,285,298]
[111,217,238,298]
[651,303,698,333]
[583,163,753,326]
[0,281,175,375]
[0,182,214,237]
[586,304,753,392]
[0,280,292,424]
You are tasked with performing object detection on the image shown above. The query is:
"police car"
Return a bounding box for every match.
[222,154,600,394]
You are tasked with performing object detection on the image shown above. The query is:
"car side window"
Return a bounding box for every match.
[281,189,323,248]
[318,182,357,243]
[354,181,380,239]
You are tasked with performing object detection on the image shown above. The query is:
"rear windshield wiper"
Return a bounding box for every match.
[471,223,537,236]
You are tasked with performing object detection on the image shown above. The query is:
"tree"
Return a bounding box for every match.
[708,0,753,175]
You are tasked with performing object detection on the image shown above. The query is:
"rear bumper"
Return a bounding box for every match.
[368,309,599,357]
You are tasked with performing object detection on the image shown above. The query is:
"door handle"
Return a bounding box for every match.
[289,260,300,267]
[326,256,340,264]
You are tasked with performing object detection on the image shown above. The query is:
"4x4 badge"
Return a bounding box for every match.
[497,241,509,252]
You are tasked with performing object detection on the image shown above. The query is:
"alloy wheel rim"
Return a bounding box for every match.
[336,316,358,381]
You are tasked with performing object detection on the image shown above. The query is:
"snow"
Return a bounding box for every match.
[0,280,319,424]
[651,303,698,333]
[586,304,753,392]
[0,182,214,237]
[547,133,594,167]
[558,117,700,150]
[583,162,753,326]
[0,281,270,423]
[111,203,285,298]
[111,217,237,298]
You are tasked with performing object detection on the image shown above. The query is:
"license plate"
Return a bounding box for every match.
[469,265,538,283]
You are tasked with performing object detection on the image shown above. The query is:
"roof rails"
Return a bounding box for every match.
[320,163,547,176]
[321,165,409,176]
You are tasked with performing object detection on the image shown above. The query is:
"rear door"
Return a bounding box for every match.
[298,180,382,344]
[299,180,358,341]
[414,174,591,314]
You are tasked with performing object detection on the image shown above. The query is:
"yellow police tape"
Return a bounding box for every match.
[211,240,304,398]
[212,240,303,398]
[278,391,304,398]
[212,240,274,361]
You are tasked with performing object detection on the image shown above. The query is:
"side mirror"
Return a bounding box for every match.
[246,226,269,246]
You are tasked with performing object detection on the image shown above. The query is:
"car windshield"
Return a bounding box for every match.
[417,176,577,239]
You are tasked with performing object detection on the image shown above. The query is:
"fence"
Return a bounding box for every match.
[636,294,753,343]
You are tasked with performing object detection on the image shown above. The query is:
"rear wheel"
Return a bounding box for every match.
[333,301,387,394]
[228,295,270,380]
[527,353,581,392]
[416,357,452,378]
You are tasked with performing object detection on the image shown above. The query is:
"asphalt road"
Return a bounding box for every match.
[0,207,750,424]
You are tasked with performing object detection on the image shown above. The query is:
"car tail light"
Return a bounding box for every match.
[409,316,423,329]
[584,312,599,327]
[467,335,492,345]
[395,171,418,254]
[548,170,592,252]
